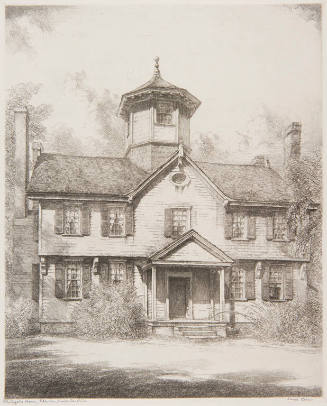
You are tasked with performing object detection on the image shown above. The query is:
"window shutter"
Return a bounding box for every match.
[54,204,64,234]
[125,204,134,235]
[261,265,270,301]
[245,268,255,299]
[82,261,92,298]
[224,269,231,300]
[32,264,40,302]
[100,262,109,283]
[287,224,296,241]
[266,217,274,240]
[247,216,256,240]
[164,208,173,237]
[191,207,197,228]
[101,206,109,237]
[55,261,65,299]
[81,205,91,236]
[284,266,293,300]
[33,211,39,242]
[126,261,134,281]
[224,212,233,239]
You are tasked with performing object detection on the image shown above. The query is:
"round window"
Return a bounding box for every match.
[171,172,187,184]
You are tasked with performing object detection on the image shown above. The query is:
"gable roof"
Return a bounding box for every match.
[149,229,234,265]
[195,161,293,203]
[27,153,149,197]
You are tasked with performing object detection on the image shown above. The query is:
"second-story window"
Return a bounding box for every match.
[172,208,189,237]
[156,102,173,125]
[108,207,125,236]
[232,213,246,239]
[273,214,287,240]
[64,206,80,235]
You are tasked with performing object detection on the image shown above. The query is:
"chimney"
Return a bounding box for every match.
[251,155,271,168]
[284,122,301,169]
[14,108,29,218]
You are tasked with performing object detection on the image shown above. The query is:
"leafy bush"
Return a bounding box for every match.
[72,281,148,339]
[6,297,40,338]
[246,294,322,346]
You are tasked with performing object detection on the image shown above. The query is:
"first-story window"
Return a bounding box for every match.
[231,268,245,299]
[110,262,126,283]
[232,213,246,239]
[64,206,80,235]
[65,262,82,299]
[108,207,125,236]
[172,208,189,237]
[269,267,283,300]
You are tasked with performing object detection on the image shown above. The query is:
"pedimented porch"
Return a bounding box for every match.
[142,230,234,335]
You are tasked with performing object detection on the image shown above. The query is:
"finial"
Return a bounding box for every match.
[153,56,160,78]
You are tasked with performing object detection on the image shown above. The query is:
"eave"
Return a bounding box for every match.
[27,192,129,202]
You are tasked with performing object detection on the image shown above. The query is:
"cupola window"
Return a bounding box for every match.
[156,102,174,125]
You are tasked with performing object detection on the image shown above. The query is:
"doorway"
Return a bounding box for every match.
[169,277,190,319]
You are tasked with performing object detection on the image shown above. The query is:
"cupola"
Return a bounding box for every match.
[119,57,201,171]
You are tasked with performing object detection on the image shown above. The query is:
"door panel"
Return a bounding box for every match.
[169,277,188,319]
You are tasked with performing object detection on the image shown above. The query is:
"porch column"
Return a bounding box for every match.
[152,265,157,320]
[209,270,215,320]
[143,270,148,313]
[219,268,225,322]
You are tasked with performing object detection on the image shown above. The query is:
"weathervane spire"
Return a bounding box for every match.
[153,56,161,78]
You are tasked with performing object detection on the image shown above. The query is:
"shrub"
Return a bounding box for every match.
[246,294,322,346]
[72,281,148,339]
[6,297,40,338]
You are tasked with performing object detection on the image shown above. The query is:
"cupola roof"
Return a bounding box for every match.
[118,57,201,119]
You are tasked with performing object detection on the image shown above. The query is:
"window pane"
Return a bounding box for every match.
[231,269,245,299]
[172,208,189,237]
[157,102,173,124]
[269,266,283,300]
[66,262,81,298]
[232,213,245,238]
[110,262,126,283]
[273,214,287,240]
[64,206,80,235]
[108,207,125,236]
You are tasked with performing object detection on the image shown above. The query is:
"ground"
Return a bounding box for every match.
[5,335,322,398]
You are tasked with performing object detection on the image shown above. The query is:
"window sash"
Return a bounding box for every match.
[269,267,284,300]
[109,262,126,283]
[273,214,287,240]
[65,262,82,298]
[171,208,189,237]
[108,207,125,236]
[63,206,81,235]
[156,102,173,125]
[232,213,245,239]
[231,269,245,299]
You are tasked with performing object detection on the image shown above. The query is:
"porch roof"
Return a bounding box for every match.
[145,229,234,268]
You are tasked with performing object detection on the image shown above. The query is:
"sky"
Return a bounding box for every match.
[5,4,322,167]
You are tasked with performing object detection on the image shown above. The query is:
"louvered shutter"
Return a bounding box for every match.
[245,268,255,299]
[81,205,91,235]
[54,204,64,234]
[224,212,233,239]
[33,211,39,242]
[101,206,109,237]
[100,262,109,283]
[224,269,231,300]
[125,204,134,235]
[126,261,134,281]
[32,264,39,302]
[55,261,65,298]
[164,208,173,237]
[284,266,293,300]
[287,224,296,241]
[261,265,270,301]
[82,261,92,298]
[247,216,256,240]
[266,217,274,240]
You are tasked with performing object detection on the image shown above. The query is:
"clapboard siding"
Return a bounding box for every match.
[133,109,150,144]
[40,161,295,261]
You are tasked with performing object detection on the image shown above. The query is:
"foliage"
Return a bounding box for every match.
[246,294,322,346]
[72,281,148,339]
[286,150,322,291]
[5,297,40,338]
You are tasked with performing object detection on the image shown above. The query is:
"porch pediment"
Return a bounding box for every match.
[149,229,234,266]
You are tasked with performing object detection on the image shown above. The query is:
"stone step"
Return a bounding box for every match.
[183,335,221,340]
[182,330,217,337]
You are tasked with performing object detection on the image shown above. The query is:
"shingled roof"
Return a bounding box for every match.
[196,161,293,203]
[28,152,293,204]
[28,153,149,197]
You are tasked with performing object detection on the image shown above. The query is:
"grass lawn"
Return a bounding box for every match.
[5,335,322,398]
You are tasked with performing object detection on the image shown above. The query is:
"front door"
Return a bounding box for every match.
[169,277,189,319]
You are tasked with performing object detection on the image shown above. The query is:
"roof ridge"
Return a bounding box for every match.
[196,160,274,168]
[41,152,128,161]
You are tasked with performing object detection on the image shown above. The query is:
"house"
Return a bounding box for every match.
[12,58,309,337]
